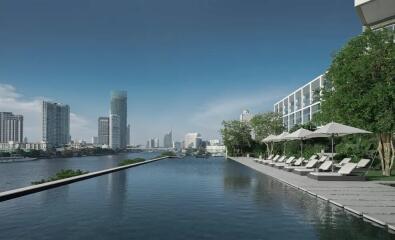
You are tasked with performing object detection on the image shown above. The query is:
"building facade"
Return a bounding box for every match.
[110,91,127,149]
[163,131,173,148]
[274,75,325,131]
[109,114,121,149]
[355,0,395,31]
[42,101,70,147]
[184,133,202,149]
[240,110,253,123]
[0,112,23,143]
[98,117,109,146]
[127,124,131,146]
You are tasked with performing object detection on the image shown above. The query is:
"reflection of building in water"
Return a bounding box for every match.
[104,171,127,217]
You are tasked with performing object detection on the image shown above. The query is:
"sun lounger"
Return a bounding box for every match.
[284,158,317,172]
[259,155,279,164]
[302,155,317,164]
[317,155,329,163]
[334,158,352,168]
[256,154,273,162]
[293,160,333,176]
[352,158,371,173]
[274,156,296,169]
[268,156,286,166]
[308,163,366,181]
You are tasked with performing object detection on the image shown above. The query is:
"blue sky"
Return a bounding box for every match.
[0,0,362,144]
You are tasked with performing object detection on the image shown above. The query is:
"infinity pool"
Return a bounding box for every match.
[0,157,392,240]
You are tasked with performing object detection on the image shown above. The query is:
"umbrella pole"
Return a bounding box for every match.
[300,140,303,157]
[331,134,334,161]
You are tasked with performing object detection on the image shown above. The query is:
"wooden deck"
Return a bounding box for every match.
[229,157,395,233]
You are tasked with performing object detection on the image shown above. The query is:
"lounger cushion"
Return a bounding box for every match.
[357,159,370,168]
[338,163,357,175]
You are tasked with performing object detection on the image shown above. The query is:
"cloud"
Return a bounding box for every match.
[0,83,95,142]
[188,88,287,139]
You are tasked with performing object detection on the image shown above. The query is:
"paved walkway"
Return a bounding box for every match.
[230,157,395,233]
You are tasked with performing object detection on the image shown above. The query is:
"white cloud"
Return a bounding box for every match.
[0,83,95,142]
[188,88,287,139]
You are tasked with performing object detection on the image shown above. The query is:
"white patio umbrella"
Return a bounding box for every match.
[262,134,276,157]
[272,132,289,154]
[307,122,372,160]
[284,128,313,156]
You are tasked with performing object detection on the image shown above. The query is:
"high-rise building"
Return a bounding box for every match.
[154,137,159,148]
[240,110,253,123]
[92,136,98,145]
[163,130,173,148]
[109,114,121,149]
[127,124,131,146]
[42,101,70,147]
[110,91,127,149]
[98,117,109,145]
[0,112,24,143]
[184,133,202,149]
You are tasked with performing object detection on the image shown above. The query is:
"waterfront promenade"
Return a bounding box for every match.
[230,157,395,233]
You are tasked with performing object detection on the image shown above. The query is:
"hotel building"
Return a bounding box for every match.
[274,75,325,131]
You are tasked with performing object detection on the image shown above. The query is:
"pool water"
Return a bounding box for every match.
[0,157,393,240]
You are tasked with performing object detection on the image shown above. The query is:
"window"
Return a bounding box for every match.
[289,94,295,113]
[302,86,310,107]
[295,90,302,111]
[303,108,310,124]
[295,111,302,125]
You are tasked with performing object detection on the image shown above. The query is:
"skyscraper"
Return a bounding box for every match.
[42,101,70,147]
[110,91,127,149]
[127,124,131,146]
[98,117,109,145]
[163,130,173,148]
[109,114,120,149]
[0,112,23,143]
[184,133,202,149]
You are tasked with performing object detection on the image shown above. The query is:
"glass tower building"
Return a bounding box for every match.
[42,101,70,147]
[110,91,127,149]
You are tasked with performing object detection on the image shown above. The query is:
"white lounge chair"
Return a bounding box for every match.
[268,156,286,166]
[334,158,352,168]
[293,160,333,176]
[274,156,296,169]
[317,155,329,163]
[284,158,317,172]
[308,163,366,181]
[259,155,279,164]
[256,154,273,162]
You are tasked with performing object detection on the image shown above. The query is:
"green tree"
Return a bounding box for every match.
[250,112,284,141]
[250,112,284,156]
[221,120,253,156]
[318,29,395,176]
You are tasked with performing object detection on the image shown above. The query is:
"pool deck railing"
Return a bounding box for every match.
[0,156,176,202]
[229,157,395,234]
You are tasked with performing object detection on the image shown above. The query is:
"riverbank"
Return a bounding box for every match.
[228,157,395,234]
[0,156,176,202]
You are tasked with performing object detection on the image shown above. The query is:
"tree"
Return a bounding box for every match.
[250,112,283,156]
[318,29,395,176]
[221,120,253,156]
[250,112,284,142]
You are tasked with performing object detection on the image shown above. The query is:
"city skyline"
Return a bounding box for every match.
[0,0,363,144]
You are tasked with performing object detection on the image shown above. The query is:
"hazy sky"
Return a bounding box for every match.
[0,0,362,145]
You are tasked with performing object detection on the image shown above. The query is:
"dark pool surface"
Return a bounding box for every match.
[0,157,393,240]
[0,152,159,192]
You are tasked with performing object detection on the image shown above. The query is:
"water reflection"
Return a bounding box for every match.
[223,159,252,190]
[0,157,393,240]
